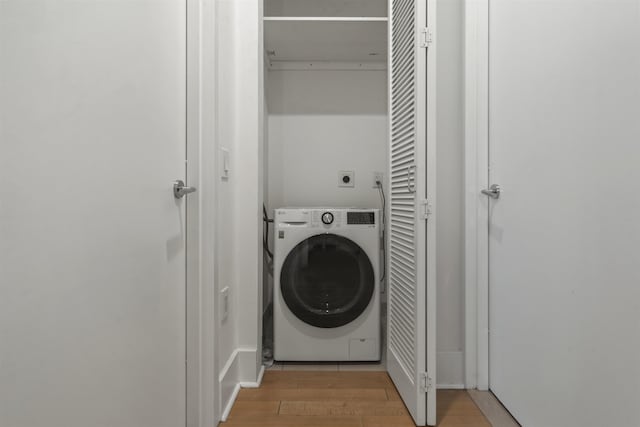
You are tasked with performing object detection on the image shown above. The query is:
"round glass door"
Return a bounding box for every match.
[280,234,375,328]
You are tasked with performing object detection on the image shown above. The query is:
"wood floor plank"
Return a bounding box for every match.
[262,371,393,388]
[227,401,280,418]
[437,414,492,427]
[260,372,300,389]
[222,414,362,427]
[280,400,408,416]
[282,362,339,371]
[237,388,388,402]
[438,389,464,401]
[297,373,394,389]
[338,362,386,372]
[385,387,402,401]
[264,370,392,386]
[361,415,415,427]
[437,393,482,415]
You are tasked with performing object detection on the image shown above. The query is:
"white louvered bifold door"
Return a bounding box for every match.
[386,0,436,424]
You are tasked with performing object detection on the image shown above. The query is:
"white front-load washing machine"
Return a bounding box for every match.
[273,208,381,361]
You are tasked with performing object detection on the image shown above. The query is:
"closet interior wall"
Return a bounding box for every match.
[266,71,388,211]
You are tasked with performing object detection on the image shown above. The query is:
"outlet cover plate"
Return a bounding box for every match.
[373,172,384,188]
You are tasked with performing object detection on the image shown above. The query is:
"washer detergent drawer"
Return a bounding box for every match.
[349,338,379,361]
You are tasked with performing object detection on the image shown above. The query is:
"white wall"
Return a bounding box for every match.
[215,0,239,412]
[232,0,263,381]
[266,70,388,212]
[215,0,264,417]
[436,0,465,387]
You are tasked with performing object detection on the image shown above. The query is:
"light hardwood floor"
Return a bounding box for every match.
[220,371,492,427]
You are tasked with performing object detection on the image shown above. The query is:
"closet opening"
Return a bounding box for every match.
[251,0,438,424]
[260,0,390,371]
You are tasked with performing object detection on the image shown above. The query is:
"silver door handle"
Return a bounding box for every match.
[481,184,501,199]
[173,180,196,199]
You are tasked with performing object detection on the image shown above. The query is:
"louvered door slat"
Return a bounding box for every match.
[388,0,418,388]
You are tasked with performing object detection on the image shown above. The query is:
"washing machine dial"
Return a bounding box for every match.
[321,212,334,225]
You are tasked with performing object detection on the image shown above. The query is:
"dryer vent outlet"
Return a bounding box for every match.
[339,171,355,188]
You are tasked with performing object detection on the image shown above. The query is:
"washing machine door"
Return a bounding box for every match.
[280,233,375,328]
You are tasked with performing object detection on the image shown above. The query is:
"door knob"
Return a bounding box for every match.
[481,184,501,199]
[173,180,196,199]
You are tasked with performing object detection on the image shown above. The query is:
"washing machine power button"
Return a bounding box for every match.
[321,212,334,225]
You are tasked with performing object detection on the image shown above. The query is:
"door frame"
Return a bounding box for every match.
[186,0,219,426]
[463,0,490,391]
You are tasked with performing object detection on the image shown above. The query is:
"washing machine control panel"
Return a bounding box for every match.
[347,211,375,225]
[321,212,334,225]
[276,209,377,229]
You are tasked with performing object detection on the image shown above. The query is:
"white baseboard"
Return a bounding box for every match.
[220,383,240,422]
[219,347,263,422]
[437,350,464,389]
[219,350,241,422]
[237,347,260,383]
[240,365,265,388]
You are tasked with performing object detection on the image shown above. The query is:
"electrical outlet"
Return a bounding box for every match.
[221,286,229,321]
[373,172,384,188]
[339,171,355,188]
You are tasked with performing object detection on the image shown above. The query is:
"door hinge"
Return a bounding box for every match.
[419,27,433,48]
[420,372,434,393]
[420,199,433,220]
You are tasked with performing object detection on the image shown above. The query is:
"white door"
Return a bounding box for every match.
[487,1,640,426]
[386,0,436,425]
[0,2,188,427]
